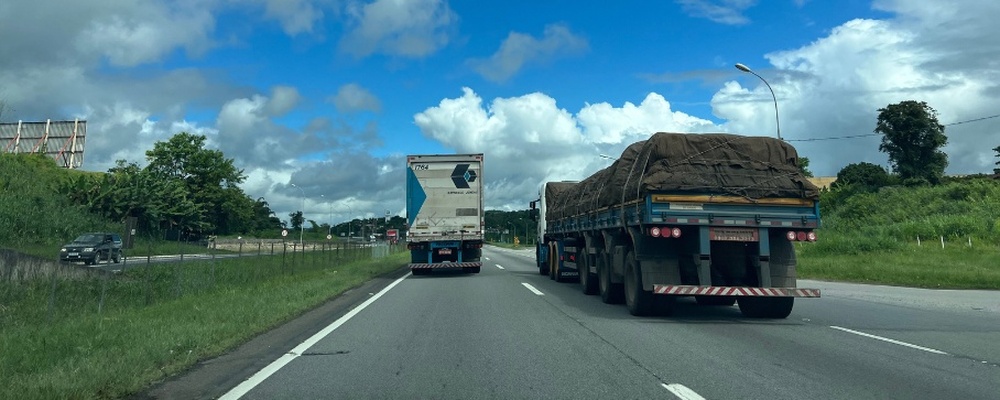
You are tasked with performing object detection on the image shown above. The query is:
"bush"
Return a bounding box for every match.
[814,179,1000,253]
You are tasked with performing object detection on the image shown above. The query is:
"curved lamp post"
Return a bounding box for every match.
[735,63,782,141]
[290,183,305,246]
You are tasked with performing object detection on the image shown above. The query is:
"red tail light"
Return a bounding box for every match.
[797,231,807,241]
[671,228,682,238]
[786,231,797,241]
[806,231,817,242]
[650,227,661,237]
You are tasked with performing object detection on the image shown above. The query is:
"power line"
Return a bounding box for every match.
[784,113,1000,142]
[944,113,1000,127]
[786,133,878,142]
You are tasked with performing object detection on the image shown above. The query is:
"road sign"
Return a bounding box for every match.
[327,234,332,240]
[281,229,288,237]
[386,229,398,238]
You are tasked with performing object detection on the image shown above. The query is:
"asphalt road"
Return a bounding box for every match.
[148,246,1000,400]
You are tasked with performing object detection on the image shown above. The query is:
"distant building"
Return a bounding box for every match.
[0,119,87,169]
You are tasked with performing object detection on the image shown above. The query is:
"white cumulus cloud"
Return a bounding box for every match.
[468,23,589,83]
[339,0,457,59]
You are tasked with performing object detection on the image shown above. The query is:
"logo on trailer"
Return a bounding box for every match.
[451,164,478,189]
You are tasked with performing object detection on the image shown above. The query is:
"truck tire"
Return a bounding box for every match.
[624,251,655,316]
[597,251,623,304]
[579,250,598,295]
[738,297,794,318]
[695,296,736,306]
[537,246,549,275]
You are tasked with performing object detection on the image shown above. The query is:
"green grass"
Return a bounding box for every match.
[486,241,531,249]
[797,234,1000,290]
[0,249,407,400]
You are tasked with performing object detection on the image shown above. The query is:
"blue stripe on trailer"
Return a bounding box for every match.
[406,167,426,228]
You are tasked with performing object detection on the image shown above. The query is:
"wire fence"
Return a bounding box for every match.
[0,237,403,326]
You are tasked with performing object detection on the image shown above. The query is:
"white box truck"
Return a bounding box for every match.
[406,154,484,274]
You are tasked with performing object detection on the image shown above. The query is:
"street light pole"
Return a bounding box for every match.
[321,194,332,236]
[343,203,354,246]
[290,183,305,246]
[735,63,781,141]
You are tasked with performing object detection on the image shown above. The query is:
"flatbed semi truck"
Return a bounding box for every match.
[530,132,821,318]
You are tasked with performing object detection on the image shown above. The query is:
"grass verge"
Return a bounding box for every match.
[0,250,408,400]
[797,240,1000,290]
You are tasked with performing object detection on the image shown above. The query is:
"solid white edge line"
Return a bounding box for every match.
[661,383,706,400]
[830,326,948,355]
[219,272,412,400]
[521,282,544,296]
[495,264,505,269]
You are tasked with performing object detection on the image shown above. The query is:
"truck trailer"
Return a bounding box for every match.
[530,132,821,318]
[406,154,485,274]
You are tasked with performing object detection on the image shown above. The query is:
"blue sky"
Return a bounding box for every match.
[2,0,998,227]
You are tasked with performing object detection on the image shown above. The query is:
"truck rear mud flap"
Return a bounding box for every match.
[653,285,820,298]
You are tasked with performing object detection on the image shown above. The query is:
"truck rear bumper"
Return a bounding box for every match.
[409,262,483,269]
[653,285,820,298]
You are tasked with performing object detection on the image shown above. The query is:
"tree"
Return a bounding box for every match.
[875,101,948,184]
[832,162,893,190]
[993,145,1000,175]
[289,211,304,230]
[145,132,250,235]
[798,156,813,178]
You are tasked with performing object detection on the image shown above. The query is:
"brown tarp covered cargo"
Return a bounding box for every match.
[547,132,820,219]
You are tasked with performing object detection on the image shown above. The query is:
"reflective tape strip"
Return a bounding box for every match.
[409,262,483,269]
[652,285,821,297]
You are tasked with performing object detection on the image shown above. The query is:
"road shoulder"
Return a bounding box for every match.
[130,266,411,400]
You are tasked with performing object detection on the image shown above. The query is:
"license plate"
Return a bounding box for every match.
[710,228,759,242]
[438,248,452,255]
[69,252,79,256]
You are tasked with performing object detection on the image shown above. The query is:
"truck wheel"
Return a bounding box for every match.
[738,297,794,318]
[579,250,598,295]
[537,246,549,275]
[597,252,623,304]
[624,251,655,316]
[695,296,736,306]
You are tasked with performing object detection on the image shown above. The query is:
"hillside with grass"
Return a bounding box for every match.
[0,154,119,251]
[798,177,1000,289]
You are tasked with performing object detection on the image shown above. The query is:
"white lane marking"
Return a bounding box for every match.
[484,257,490,261]
[521,282,544,296]
[219,272,412,400]
[661,383,706,400]
[495,264,505,270]
[830,326,949,355]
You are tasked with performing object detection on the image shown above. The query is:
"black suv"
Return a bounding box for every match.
[60,232,123,265]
